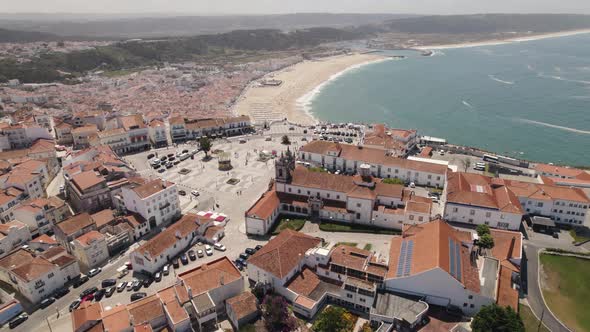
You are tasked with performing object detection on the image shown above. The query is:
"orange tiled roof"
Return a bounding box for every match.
[178,256,242,296]
[226,292,258,321]
[248,229,321,279]
[246,188,280,220]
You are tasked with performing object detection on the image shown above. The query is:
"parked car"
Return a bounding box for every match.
[127,281,136,291]
[9,313,28,329]
[53,288,70,298]
[163,264,170,276]
[191,149,199,155]
[69,300,81,312]
[158,168,166,173]
[167,153,174,158]
[73,275,89,288]
[255,245,263,251]
[88,268,101,277]
[143,278,153,288]
[172,258,179,268]
[160,156,167,161]
[153,164,161,169]
[101,279,117,288]
[130,292,147,302]
[180,254,189,265]
[245,248,256,255]
[239,253,250,260]
[191,190,200,197]
[147,154,155,159]
[39,297,56,309]
[132,280,142,291]
[205,245,213,256]
[236,258,247,267]
[409,182,416,188]
[197,249,204,258]
[80,287,98,299]
[165,162,173,169]
[214,243,226,251]
[105,287,115,298]
[168,156,176,161]
[173,160,181,165]
[178,190,186,196]
[182,149,189,154]
[117,282,127,292]
[81,293,94,302]
[155,272,162,282]
[188,250,197,261]
[94,289,106,301]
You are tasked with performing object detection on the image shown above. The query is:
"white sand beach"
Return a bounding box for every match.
[415,29,590,50]
[233,53,387,125]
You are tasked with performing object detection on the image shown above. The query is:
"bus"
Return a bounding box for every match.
[483,154,499,164]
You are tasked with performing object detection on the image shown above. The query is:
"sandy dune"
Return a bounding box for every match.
[233,53,386,125]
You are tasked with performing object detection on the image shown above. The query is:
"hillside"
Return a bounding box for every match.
[385,14,590,34]
[0,28,60,43]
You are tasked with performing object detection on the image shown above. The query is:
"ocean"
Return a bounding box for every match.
[309,33,590,166]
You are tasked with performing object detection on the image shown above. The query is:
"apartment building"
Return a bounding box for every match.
[246,152,434,235]
[0,162,46,199]
[444,172,524,230]
[71,231,109,272]
[72,124,98,149]
[535,163,590,189]
[54,121,73,145]
[130,213,213,275]
[169,115,251,142]
[120,179,180,229]
[299,140,447,187]
[148,119,168,148]
[0,188,25,222]
[0,122,52,149]
[119,115,149,153]
[12,197,71,236]
[363,124,418,157]
[96,128,128,155]
[53,213,97,253]
[0,247,80,304]
[72,111,107,131]
[0,221,31,258]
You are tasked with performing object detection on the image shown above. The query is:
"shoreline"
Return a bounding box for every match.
[233,53,388,125]
[414,29,590,50]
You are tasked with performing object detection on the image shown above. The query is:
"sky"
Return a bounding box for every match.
[2,0,590,15]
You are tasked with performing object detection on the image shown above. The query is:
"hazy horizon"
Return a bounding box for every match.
[2,0,590,16]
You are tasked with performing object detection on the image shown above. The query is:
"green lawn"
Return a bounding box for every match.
[363,243,373,251]
[319,221,400,235]
[539,254,590,331]
[271,217,306,235]
[519,304,550,332]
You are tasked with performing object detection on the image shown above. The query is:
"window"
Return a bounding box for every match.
[48,273,54,279]
[418,216,423,221]
[360,298,366,303]
[327,193,330,198]
[297,189,301,194]
[409,215,415,221]
[453,207,458,213]
[537,202,544,207]
[463,303,468,307]
[347,293,353,299]
[428,175,432,179]
[470,210,475,215]
[485,212,491,218]
[468,295,473,299]
[357,203,361,208]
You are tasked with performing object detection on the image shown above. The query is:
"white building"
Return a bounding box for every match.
[362,124,418,157]
[96,128,129,155]
[118,115,149,153]
[299,140,447,188]
[0,247,80,304]
[169,115,251,142]
[383,220,522,316]
[0,188,25,223]
[12,197,71,236]
[71,231,109,272]
[0,221,31,258]
[444,172,524,230]
[246,152,434,235]
[148,119,168,148]
[130,213,212,275]
[121,179,181,229]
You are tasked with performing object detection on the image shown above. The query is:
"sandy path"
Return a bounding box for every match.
[233,53,386,125]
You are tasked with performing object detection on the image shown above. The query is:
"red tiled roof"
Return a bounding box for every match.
[71,170,105,191]
[134,214,198,258]
[178,256,242,296]
[56,213,95,236]
[226,292,259,321]
[248,229,321,279]
[130,178,175,199]
[246,188,280,220]
[91,209,115,229]
[75,230,105,247]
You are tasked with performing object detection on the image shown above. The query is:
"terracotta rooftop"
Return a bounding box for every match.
[178,256,242,296]
[246,188,280,220]
[248,229,321,279]
[387,220,481,294]
[127,294,164,326]
[226,292,259,321]
[300,140,445,175]
[286,267,321,297]
[7,256,53,282]
[71,170,105,191]
[134,213,198,258]
[330,245,388,277]
[101,305,132,332]
[74,230,105,247]
[534,163,590,179]
[91,209,116,229]
[30,234,57,245]
[129,178,175,199]
[56,213,95,237]
[72,302,102,332]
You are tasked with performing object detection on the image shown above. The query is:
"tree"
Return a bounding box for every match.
[199,136,212,158]
[281,135,291,145]
[461,158,472,172]
[360,322,373,332]
[471,304,524,332]
[476,224,491,237]
[261,294,298,332]
[312,306,357,332]
[478,233,495,249]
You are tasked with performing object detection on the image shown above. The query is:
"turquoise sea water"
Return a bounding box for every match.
[310,34,590,166]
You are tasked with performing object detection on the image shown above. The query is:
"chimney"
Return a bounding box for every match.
[220,275,224,286]
[187,286,193,299]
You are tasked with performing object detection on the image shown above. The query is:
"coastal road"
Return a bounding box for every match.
[523,243,571,332]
